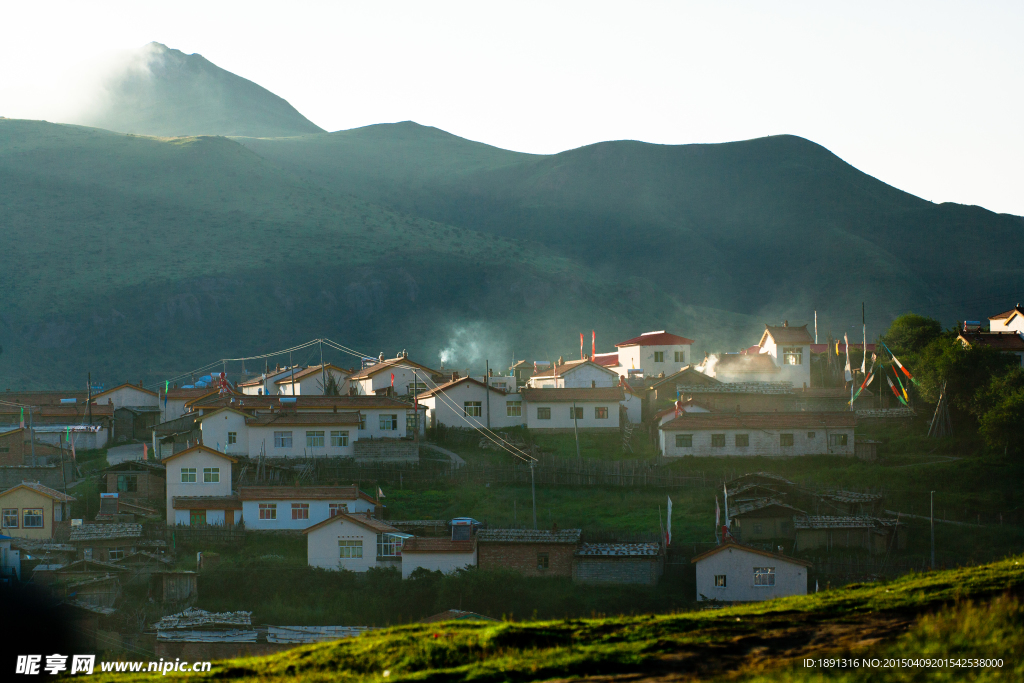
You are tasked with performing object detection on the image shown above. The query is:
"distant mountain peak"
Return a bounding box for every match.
[78,42,324,138]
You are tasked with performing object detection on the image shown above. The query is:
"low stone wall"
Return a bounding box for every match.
[0,462,77,490]
[573,556,664,585]
[353,438,419,463]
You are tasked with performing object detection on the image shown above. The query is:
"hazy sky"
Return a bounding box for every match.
[2,1,1021,215]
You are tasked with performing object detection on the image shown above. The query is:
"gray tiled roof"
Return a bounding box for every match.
[575,542,661,557]
[69,523,142,542]
[476,528,582,544]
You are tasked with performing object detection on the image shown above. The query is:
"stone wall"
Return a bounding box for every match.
[0,462,77,490]
[477,542,576,577]
[573,556,664,585]
[104,471,165,504]
[352,438,419,463]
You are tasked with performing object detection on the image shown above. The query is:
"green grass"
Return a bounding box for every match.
[93,555,1024,682]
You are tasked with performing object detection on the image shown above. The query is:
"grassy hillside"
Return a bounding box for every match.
[78,42,324,138]
[0,119,750,388]
[94,556,1024,682]
[241,124,1024,331]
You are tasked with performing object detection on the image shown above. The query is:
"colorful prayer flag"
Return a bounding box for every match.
[592,330,596,359]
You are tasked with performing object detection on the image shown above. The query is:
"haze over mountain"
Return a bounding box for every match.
[0,44,1021,389]
[77,42,323,138]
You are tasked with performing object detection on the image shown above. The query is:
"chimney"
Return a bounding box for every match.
[557,356,563,366]
[451,371,460,382]
[488,368,493,377]
[784,320,789,327]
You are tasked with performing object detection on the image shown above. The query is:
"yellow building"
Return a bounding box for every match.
[0,482,76,540]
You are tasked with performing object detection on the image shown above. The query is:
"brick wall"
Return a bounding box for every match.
[477,542,576,577]
[0,463,77,490]
[105,471,165,503]
[0,431,27,466]
[353,438,419,463]
[572,556,663,585]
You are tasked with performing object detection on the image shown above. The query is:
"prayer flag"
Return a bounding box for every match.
[580,332,585,360]
[390,373,395,387]
[592,330,596,359]
[844,334,853,382]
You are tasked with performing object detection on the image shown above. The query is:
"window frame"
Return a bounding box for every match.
[714,574,727,588]
[180,467,197,483]
[274,431,293,448]
[2,508,19,528]
[329,503,348,517]
[190,510,207,526]
[116,474,138,493]
[754,566,776,587]
[377,533,405,558]
[653,351,665,363]
[506,400,522,417]
[674,351,686,363]
[537,407,551,420]
[291,503,310,520]
[569,406,583,420]
[203,467,220,484]
[594,406,609,419]
[339,539,363,559]
[463,401,482,418]
[331,430,349,447]
[379,414,398,431]
[711,434,726,447]
[108,547,126,562]
[227,431,237,445]
[782,346,803,365]
[829,433,849,446]
[258,503,277,520]
[537,552,550,570]
[306,430,325,448]
[780,433,795,447]
[735,433,750,447]
[675,434,693,448]
[807,432,816,439]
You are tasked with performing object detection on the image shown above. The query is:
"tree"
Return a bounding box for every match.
[976,367,1024,454]
[881,313,943,358]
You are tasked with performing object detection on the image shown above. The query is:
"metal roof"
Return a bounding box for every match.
[153,608,252,631]
[575,542,660,557]
[69,523,142,542]
[477,528,582,544]
[794,515,879,530]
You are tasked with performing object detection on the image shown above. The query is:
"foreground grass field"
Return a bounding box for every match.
[98,555,1024,682]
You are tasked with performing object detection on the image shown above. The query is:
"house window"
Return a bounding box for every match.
[464,401,482,417]
[782,346,803,365]
[714,574,727,588]
[675,434,693,448]
[711,434,726,447]
[190,510,207,526]
[227,431,237,445]
[407,413,419,432]
[259,503,277,520]
[117,475,138,493]
[329,503,348,517]
[537,552,549,570]
[2,509,18,528]
[379,414,398,430]
[274,431,293,448]
[83,548,93,560]
[331,431,349,447]
[735,434,749,447]
[292,503,310,520]
[108,547,126,561]
[653,352,665,363]
[203,467,220,483]
[306,431,325,448]
[754,567,776,586]
[674,351,686,363]
[181,468,197,483]
[359,414,366,430]
[829,433,849,446]
[807,432,816,439]
[339,539,363,559]
[537,407,551,420]
[506,401,522,417]
[595,407,609,419]
[780,433,794,447]
[377,533,405,557]
[408,381,427,395]
[569,407,583,420]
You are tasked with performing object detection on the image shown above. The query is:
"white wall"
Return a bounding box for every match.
[621,391,642,424]
[992,315,1024,334]
[761,339,811,389]
[617,343,691,378]
[355,365,430,397]
[306,518,380,572]
[95,386,159,409]
[242,498,374,530]
[248,424,357,458]
[419,384,525,430]
[525,401,621,430]
[402,550,477,579]
[163,398,190,422]
[164,450,233,525]
[199,411,250,457]
[661,427,855,457]
[276,368,351,396]
[695,546,807,601]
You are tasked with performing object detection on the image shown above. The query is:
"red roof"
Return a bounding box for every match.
[660,412,856,431]
[958,332,1024,351]
[591,353,620,367]
[615,331,695,347]
[402,538,476,553]
[238,485,375,502]
[989,306,1024,321]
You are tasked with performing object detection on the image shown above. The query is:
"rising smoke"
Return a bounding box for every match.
[436,322,511,373]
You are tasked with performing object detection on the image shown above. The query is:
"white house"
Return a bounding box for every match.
[702,353,785,384]
[520,387,624,432]
[239,485,377,530]
[400,537,477,579]
[989,305,1024,334]
[756,323,814,389]
[614,331,695,379]
[474,374,517,394]
[273,364,352,396]
[653,398,712,429]
[527,360,621,389]
[303,512,404,572]
[159,387,219,422]
[238,367,298,396]
[659,412,856,457]
[417,376,525,430]
[162,445,238,526]
[347,355,443,397]
[692,542,811,602]
[90,383,159,409]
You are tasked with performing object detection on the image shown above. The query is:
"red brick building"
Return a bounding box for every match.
[476,528,581,577]
[101,460,166,506]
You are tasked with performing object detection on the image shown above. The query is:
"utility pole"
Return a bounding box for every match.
[485,360,491,430]
[571,401,581,462]
[320,339,327,393]
[814,310,818,344]
[930,490,936,570]
[86,372,93,426]
[530,461,537,530]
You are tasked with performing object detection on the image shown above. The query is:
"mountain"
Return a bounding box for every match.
[77,42,323,138]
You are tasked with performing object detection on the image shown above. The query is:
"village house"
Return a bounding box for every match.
[101,460,166,506]
[520,387,624,432]
[272,364,353,396]
[0,428,38,466]
[238,485,378,530]
[728,499,806,542]
[0,481,75,540]
[476,528,582,577]
[988,304,1024,334]
[400,537,477,578]
[756,323,814,388]
[70,523,143,562]
[159,387,220,422]
[793,515,905,555]
[237,365,298,395]
[612,331,695,379]
[416,375,524,430]
[90,382,160,410]
[303,511,404,572]
[692,542,812,602]
[31,558,128,587]
[527,359,621,389]
[572,543,664,585]
[659,412,857,457]
[347,354,444,397]
[163,445,238,526]
[957,327,1024,366]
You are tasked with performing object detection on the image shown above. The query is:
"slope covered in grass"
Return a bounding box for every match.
[94,556,1024,682]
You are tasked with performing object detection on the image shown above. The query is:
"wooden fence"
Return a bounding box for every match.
[146,523,246,548]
